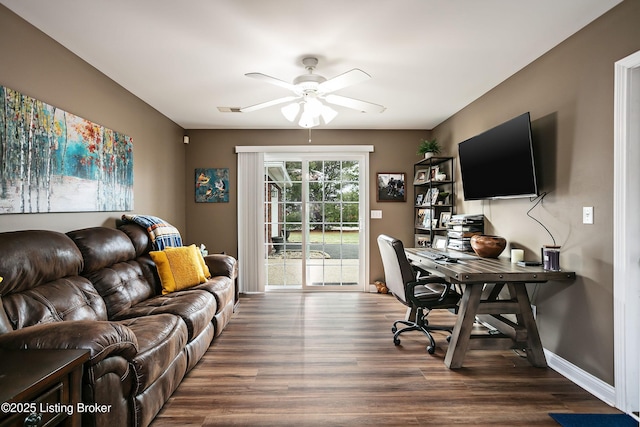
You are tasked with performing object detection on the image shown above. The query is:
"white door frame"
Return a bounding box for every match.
[613,50,640,418]
[237,145,373,293]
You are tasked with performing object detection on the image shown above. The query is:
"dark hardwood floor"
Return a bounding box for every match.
[152,292,620,426]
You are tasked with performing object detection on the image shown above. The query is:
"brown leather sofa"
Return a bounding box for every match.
[0,223,237,427]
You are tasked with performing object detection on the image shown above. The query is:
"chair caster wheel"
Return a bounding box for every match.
[427,346,435,354]
[446,335,451,342]
[394,338,401,346]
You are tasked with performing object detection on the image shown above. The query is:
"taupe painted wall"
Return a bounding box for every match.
[0,6,187,234]
[433,0,640,385]
[184,129,429,283]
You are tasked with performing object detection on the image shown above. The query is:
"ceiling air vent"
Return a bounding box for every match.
[217,107,242,113]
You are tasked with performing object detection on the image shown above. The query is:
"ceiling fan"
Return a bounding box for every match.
[240,57,385,128]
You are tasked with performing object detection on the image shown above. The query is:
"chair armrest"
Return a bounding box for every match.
[204,254,238,279]
[407,277,458,305]
[0,320,138,365]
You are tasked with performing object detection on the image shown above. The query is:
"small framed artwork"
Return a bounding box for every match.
[415,234,430,248]
[439,211,452,228]
[432,235,448,250]
[416,193,424,206]
[195,168,230,203]
[377,172,406,202]
[413,169,429,185]
[429,188,440,205]
[416,208,432,228]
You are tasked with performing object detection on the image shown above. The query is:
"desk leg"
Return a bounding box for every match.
[444,284,483,369]
[508,283,547,367]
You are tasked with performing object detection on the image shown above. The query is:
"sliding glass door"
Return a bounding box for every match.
[264,155,365,290]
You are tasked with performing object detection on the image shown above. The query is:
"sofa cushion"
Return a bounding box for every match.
[112,290,216,341]
[0,230,84,294]
[118,314,188,394]
[2,277,108,328]
[191,276,234,314]
[67,227,157,318]
[149,245,209,294]
[117,223,153,257]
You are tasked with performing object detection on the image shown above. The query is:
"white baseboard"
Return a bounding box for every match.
[544,348,616,406]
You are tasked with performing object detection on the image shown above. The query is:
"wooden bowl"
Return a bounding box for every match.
[470,235,507,258]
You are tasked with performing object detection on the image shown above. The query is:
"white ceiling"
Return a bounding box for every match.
[1,0,622,130]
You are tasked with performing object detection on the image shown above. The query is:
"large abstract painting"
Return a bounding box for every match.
[0,85,134,214]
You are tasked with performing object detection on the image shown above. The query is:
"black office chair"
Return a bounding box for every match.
[377,234,461,354]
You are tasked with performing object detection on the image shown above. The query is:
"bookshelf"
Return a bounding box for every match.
[412,156,455,248]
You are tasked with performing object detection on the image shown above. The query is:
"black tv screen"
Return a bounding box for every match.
[458,112,538,200]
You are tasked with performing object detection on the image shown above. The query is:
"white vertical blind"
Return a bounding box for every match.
[236,151,265,293]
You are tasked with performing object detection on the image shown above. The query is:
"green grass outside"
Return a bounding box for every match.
[287,230,360,244]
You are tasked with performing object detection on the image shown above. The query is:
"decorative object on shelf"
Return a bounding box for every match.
[415,234,430,247]
[436,191,450,204]
[432,235,447,249]
[436,172,447,181]
[439,211,452,228]
[413,168,429,185]
[417,138,441,159]
[470,234,507,258]
[0,85,134,214]
[195,168,230,203]
[376,172,406,202]
[416,208,433,228]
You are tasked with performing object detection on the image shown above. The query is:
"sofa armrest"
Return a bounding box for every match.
[204,254,238,279]
[0,320,138,365]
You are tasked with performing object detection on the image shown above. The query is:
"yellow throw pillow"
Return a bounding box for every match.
[194,246,211,279]
[150,245,208,294]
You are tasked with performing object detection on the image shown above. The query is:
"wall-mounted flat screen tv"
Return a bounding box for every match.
[458,112,538,200]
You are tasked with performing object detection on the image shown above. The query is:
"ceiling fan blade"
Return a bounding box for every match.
[318,69,371,94]
[245,72,296,91]
[324,94,386,113]
[240,96,300,113]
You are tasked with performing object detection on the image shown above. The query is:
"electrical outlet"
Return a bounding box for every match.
[583,206,594,224]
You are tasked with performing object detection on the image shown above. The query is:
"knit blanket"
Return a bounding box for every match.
[121,214,182,250]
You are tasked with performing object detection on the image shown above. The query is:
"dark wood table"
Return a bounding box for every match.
[0,349,89,427]
[405,247,576,369]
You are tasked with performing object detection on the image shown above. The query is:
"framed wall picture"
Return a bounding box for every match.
[376,172,406,202]
[195,168,229,203]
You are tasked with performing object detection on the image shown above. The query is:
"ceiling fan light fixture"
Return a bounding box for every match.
[299,110,320,128]
[320,104,338,124]
[281,102,300,122]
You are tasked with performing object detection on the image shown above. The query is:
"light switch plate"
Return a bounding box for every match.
[370,210,382,219]
[583,206,594,224]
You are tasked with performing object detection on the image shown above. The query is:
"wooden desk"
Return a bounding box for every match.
[405,247,576,369]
